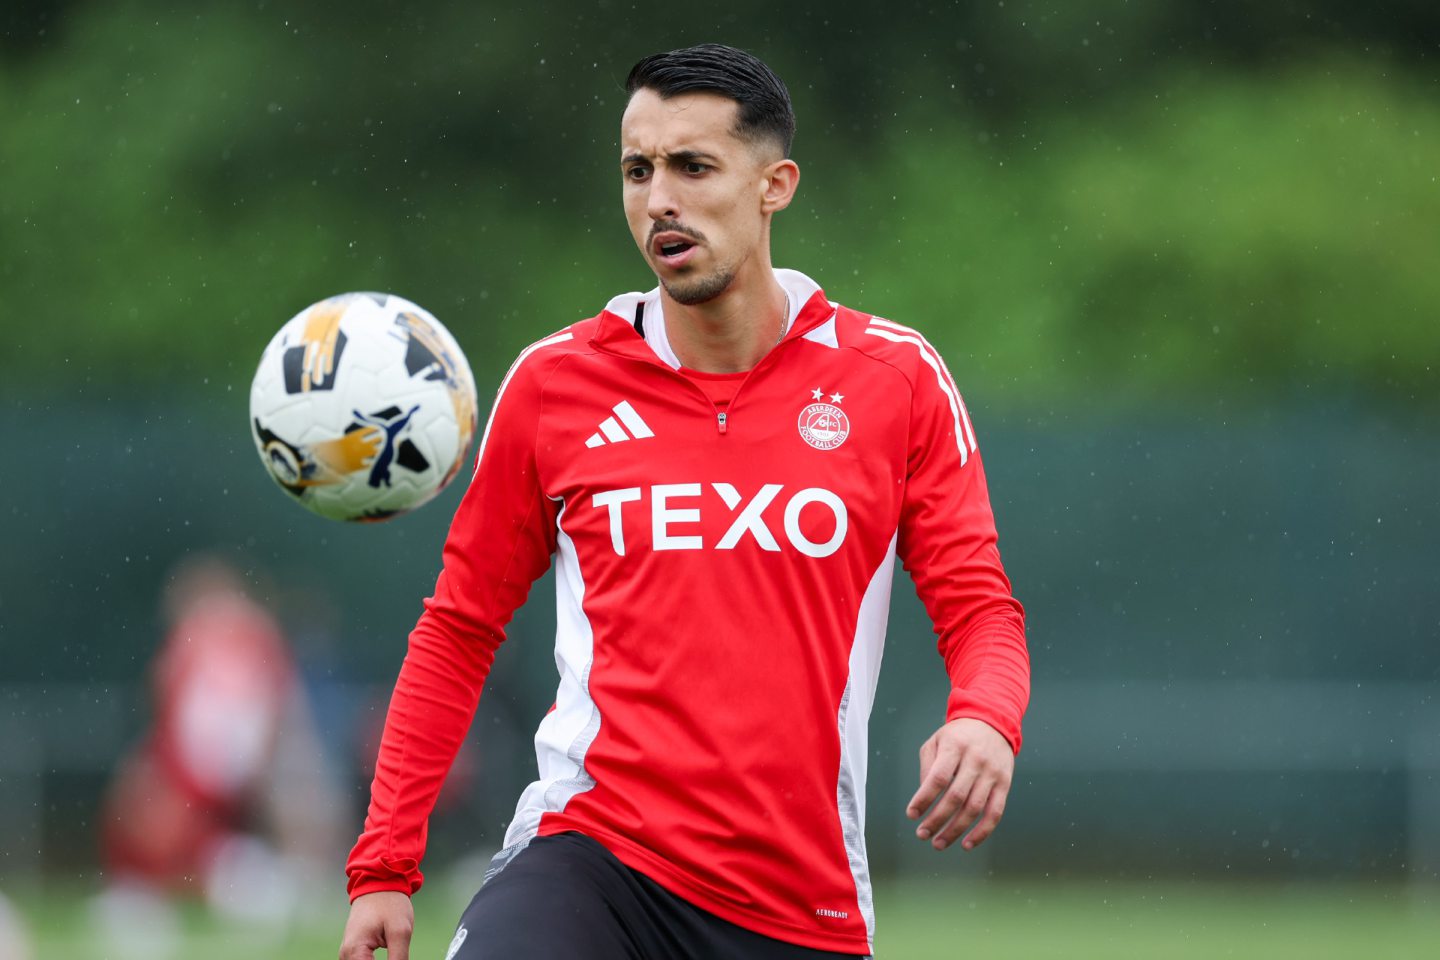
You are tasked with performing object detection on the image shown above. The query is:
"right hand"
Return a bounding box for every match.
[339,890,415,960]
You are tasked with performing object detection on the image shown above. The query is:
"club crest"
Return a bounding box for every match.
[798,402,850,451]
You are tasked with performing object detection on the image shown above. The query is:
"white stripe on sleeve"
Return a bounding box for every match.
[863,326,973,464]
[473,332,574,476]
[868,318,977,453]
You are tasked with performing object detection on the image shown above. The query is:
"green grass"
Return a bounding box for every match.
[11,878,1438,959]
[873,880,1439,960]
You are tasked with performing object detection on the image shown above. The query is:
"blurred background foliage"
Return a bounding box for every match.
[2,0,1436,408]
[1,3,1438,947]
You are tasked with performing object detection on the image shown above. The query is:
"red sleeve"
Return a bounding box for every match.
[345,345,563,899]
[895,349,1030,753]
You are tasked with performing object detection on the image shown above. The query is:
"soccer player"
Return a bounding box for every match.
[339,44,1029,960]
[98,554,347,938]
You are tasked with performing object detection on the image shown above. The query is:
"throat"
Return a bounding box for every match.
[659,288,790,374]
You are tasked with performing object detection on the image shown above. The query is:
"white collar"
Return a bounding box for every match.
[602,268,824,370]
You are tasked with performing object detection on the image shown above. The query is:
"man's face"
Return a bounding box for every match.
[620,89,778,305]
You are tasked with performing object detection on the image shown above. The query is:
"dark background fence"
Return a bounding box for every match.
[4,397,1434,885]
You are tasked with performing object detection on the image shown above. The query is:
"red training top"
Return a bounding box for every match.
[346,269,1029,955]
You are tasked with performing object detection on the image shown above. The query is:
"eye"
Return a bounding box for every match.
[683,161,709,175]
[624,164,651,182]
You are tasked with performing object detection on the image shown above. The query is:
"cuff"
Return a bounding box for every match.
[945,689,1023,754]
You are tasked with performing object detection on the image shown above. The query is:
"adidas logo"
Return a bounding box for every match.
[585,401,655,448]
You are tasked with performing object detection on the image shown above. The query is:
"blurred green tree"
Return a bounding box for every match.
[1,0,1434,407]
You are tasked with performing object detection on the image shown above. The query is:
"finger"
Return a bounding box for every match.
[906,737,959,819]
[918,757,980,841]
[918,732,938,770]
[386,917,414,960]
[960,781,1010,851]
[934,774,995,849]
[905,736,941,818]
[338,939,373,960]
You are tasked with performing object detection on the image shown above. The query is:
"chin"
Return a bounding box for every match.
[662,268,736,306]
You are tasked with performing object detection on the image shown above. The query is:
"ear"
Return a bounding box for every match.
[760,158,800,215]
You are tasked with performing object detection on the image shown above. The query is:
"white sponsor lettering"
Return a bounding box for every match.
[652,483,703,550]
[592,487,641,555]
[591,483,847,557]
[713,482,783,551]
[784,487,848,558]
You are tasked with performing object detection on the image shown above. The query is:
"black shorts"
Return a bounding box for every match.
[446,832,870,960]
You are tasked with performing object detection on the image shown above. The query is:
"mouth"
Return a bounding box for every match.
[651,231,700,269]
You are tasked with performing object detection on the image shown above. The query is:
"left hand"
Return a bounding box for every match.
[906,717,1014,851]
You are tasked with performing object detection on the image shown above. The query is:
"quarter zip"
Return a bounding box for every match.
[588,296,837,437]
[589,340,789,438]
[710,333,797,433]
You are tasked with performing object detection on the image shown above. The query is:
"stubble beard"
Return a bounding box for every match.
[661,264,738,305]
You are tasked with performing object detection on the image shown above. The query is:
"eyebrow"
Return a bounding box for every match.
[621,149,720,166]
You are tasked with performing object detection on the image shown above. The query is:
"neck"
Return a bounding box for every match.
[661,259,787,373]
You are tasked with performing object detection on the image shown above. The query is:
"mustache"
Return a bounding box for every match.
[648,219,707,245]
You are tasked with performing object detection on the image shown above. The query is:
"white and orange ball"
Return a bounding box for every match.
[249,292,477,522]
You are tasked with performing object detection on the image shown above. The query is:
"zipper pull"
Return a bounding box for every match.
[717,411,728,434]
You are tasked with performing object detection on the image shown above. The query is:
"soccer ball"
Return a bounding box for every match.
[249,292,478,522]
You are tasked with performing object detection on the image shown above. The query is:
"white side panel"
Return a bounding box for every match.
[834,533,898,949]
[491,500,601,873]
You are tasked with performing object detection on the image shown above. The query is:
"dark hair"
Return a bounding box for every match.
[625,44,796,157]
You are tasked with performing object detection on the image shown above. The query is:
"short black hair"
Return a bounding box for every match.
[625,44,795,158]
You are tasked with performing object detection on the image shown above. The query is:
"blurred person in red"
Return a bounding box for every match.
[96,554,346,949]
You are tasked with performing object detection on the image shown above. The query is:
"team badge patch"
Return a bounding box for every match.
[798,402,850,450]
[445,924,468,960]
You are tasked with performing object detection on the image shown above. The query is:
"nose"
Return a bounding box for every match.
[646,168,679,222]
